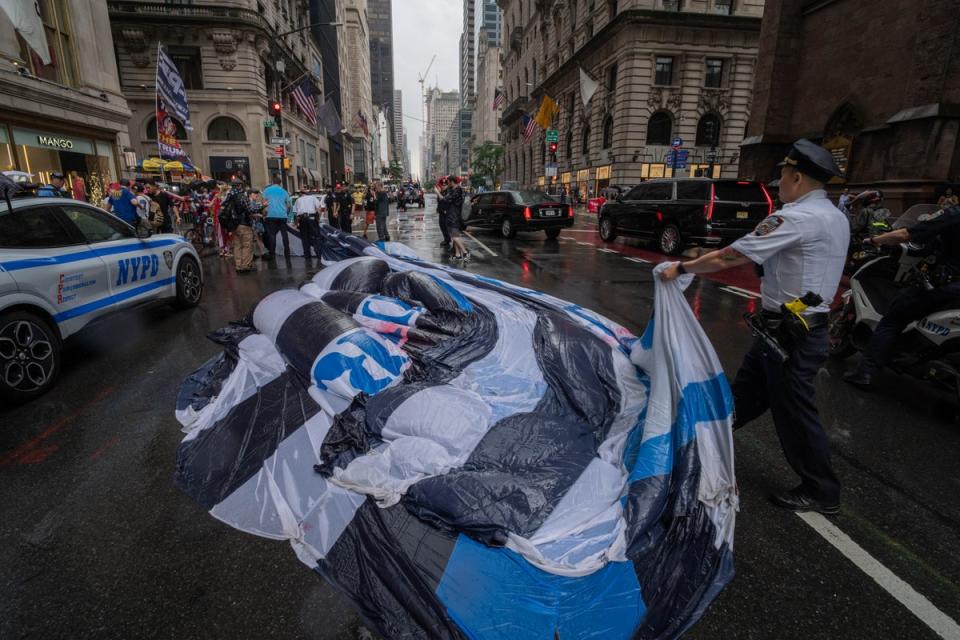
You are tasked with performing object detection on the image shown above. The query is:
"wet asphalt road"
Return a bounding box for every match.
[2,196,959,640]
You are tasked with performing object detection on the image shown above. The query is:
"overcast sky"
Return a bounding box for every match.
[393,1,461,179]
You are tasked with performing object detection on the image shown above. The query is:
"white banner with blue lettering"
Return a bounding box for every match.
[174,226,738,639]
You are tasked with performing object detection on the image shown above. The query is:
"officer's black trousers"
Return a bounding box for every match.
[860,282,960,375]
[732,325,840,504]
[298,216,320,259]
[438,206,450,245]
[339,210,352,234]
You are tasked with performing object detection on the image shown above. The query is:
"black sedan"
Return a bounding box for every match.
[598,178,774,254]
[465,190,574,239]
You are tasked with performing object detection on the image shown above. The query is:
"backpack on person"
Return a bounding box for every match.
[218,194,244,232]
[148,200,164,230]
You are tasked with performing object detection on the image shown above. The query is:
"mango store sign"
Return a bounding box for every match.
[38,135,75,150]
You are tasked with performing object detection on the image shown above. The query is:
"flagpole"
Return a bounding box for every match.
[155,42,167,188]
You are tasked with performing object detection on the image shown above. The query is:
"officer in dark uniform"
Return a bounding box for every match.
[324,186,338,227]
[337,185,353,233]
[844,205,960,386]
[435,177,451,251]
[661,139,849,515]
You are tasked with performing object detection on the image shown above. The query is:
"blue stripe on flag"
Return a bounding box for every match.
[623,374,733,482]
[0,239,182,272]
[53,276,177,322]
[436,535,645,640]
[429,275,474,312]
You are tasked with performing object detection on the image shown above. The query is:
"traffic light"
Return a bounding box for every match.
[548,142,558,154]
[270,101,282,117]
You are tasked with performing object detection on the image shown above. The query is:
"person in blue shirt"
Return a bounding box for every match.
[106,180,139,226]
[262,175,292,259]
[36,172,67,198]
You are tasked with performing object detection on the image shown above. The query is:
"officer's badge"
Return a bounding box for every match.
[753,215,784,236]
[163,250,174,270]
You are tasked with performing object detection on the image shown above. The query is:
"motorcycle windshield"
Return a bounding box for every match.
[893,204,941,229]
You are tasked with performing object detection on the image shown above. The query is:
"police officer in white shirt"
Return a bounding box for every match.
[661,139,849,515]
[294,190,323,260]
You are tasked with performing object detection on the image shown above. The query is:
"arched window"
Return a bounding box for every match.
[582,125,591,157]
[566,130,573,161]
[602,114,614,149]
[695,114,721,147]
[207,116,247,141]
[146,116,187,140]
[646,111,672,145]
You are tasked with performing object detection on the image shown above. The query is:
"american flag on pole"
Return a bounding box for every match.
[493,88,506,111]
[521,113,537,142]
[291,78,317,127]
[354,110,370,136]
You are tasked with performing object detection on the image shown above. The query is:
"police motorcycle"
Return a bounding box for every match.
[828,204,960,398]
[844,190,893,276]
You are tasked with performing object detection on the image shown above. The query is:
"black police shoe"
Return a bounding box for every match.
[843,370,873,389]
[770,487,839,516]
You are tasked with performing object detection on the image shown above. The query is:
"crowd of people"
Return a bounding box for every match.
[166,178,398,274]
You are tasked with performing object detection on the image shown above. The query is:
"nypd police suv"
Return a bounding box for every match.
[0,196,203,402]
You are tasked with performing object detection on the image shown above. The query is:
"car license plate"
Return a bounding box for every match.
[737,210,749,219]
[542,209,559,217]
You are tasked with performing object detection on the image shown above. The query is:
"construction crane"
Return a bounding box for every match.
[418,54,436,180]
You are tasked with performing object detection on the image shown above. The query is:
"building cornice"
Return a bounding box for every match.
[0,72,132,127]
[107,1,314,77]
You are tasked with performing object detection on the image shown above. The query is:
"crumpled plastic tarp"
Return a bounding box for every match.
[174,224,738,639]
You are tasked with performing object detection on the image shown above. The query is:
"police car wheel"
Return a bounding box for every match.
[175,256,203,308]
[500,217,517,239]
[658,225,683,255]
[599,217,617,243]
[0,310,61,402]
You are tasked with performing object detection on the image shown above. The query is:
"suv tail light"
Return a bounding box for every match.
[704,183,716,221]
[760,183,774,216]
[524,206,532,220]
[568,205,574,218]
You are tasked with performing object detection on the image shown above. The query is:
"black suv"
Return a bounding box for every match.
[465,190,574,239]
[598,178,773,254]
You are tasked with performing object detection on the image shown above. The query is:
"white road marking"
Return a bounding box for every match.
[798,512,960,640]
[625,257,651,264]
[722,284,762,298]
[598,248,620,254]
[576,241,593,246]
[462,231,498,257]
[720,287,756,300]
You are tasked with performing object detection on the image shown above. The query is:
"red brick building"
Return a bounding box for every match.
[739,0,960,212]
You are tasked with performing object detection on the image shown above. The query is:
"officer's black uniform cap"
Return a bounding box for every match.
[777,139,842,184]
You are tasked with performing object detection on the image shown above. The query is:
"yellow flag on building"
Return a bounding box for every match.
[533,94,560,129]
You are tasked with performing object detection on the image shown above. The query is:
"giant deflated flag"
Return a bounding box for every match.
[174,227,738,639]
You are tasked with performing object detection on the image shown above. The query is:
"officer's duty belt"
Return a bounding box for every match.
[761,310,829,329]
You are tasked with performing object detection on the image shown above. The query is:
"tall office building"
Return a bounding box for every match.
[424,87,460,182]
[392,89,404,165]
[368,0,393,108]
[458,0,477,172]
[475,0,501,51]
